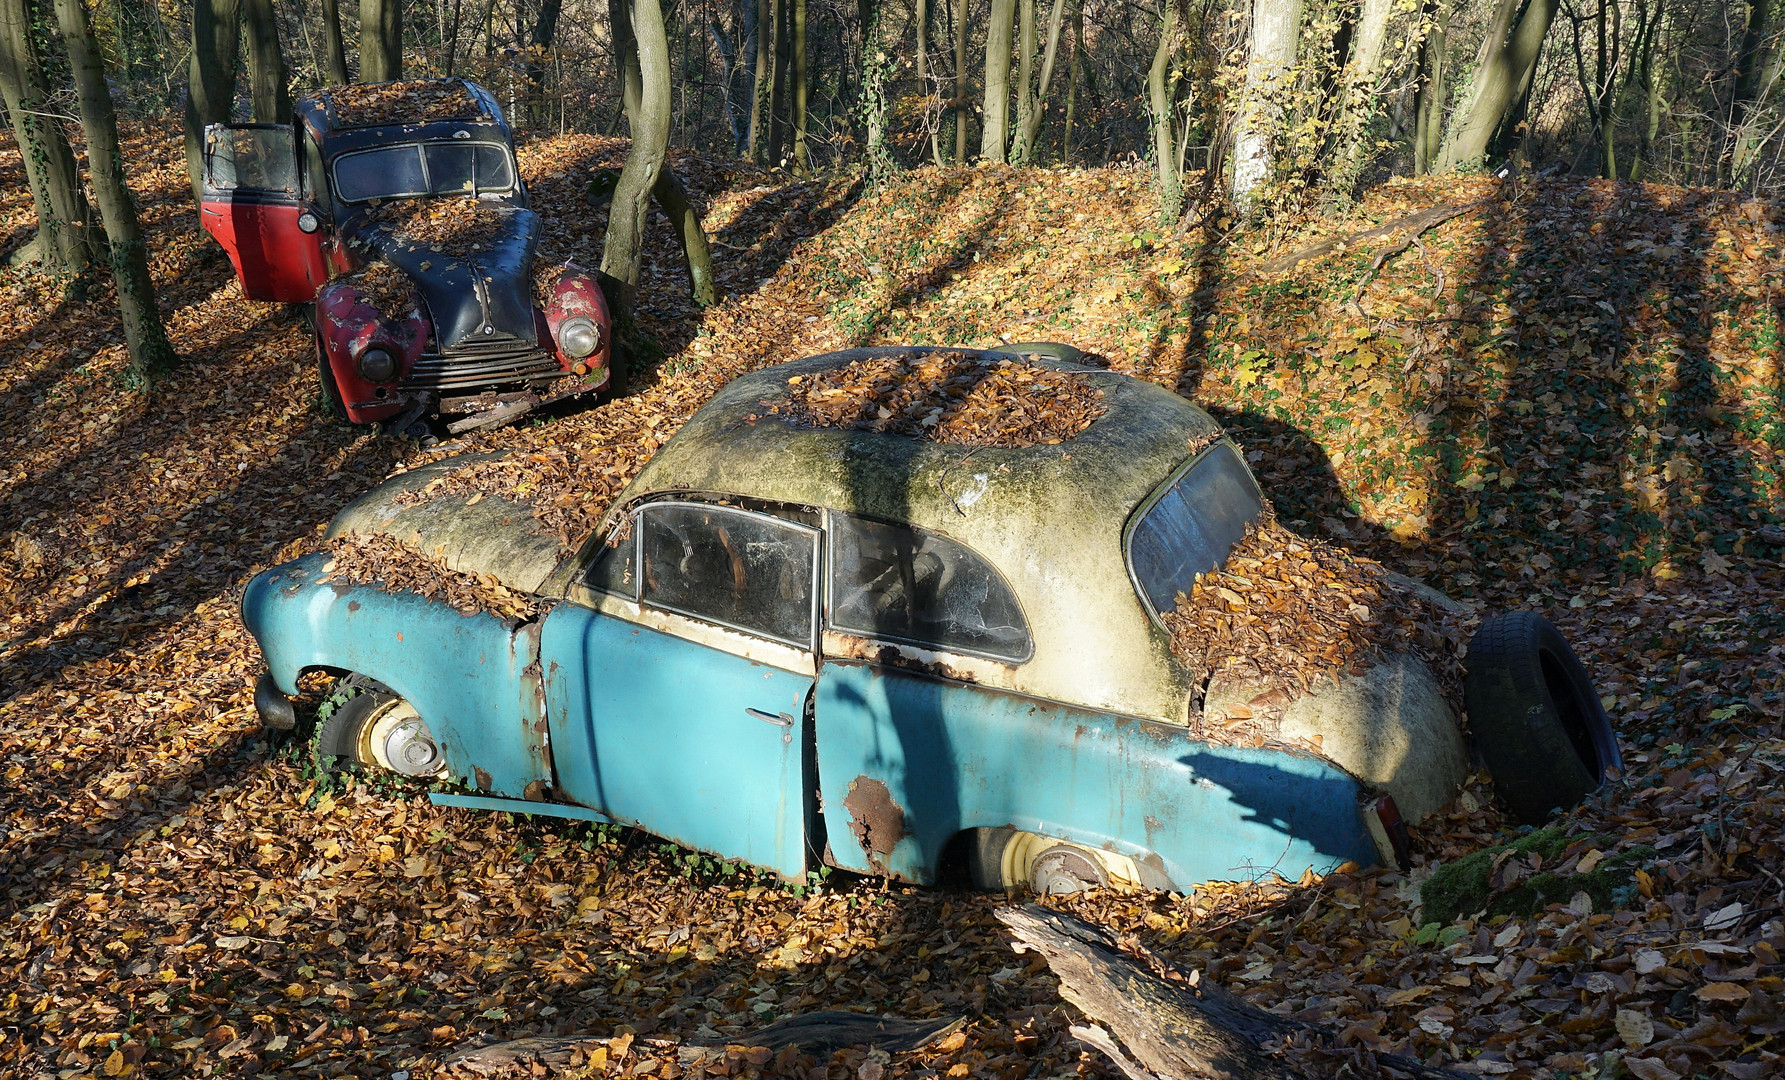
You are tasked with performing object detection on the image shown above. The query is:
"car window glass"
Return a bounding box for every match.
[641,505,816,646]
[333,144,427,202]
[207,127,297,193]
[584,522,637,599]
[422,141,515,195]
[828,515,1030,662]
[1127,442,1264,621]
[301,133,327,204]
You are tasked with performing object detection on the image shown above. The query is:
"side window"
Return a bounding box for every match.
[204,125,298,193]
[1126,441,1265,623]
[583,518,637,598]
[827,514,1031,662]
[639,504,817,647]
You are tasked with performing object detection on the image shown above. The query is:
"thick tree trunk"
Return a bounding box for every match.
[0,0,97,273]
[1148,0,1179,220]
[954,0,968,160]
[183,0,241,208]
[359,0,402,81]
[1437,0,1557,171]
[1350,0,1390,79]
[54,0,177,383]
[1412,1,1446,174]
[1230,0,1304,209]
[319,0,350,82]
[601,0,670,336]
[242,0,289,121]
[1722,0,1772,185]
[980,0,1014,161]
[652,166,715,306]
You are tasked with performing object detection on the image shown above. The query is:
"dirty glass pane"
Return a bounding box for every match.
[332,145,428,202]
[422,141,515,195]
[1128,442,1264,620]
[207,127,297,193]
[584,522,637,598]
[641,505,816,646]
[828,516,1030,662]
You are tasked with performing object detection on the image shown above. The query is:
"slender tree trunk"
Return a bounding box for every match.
[1438,0,1558,170]
[319,0,350,81]
[0,0,97,272]
[1147,0,1178,220]
[792,0,808,169]
[917,0,942,165]
[242,0,289,121]
[183,0,241,208]
[1014,0,1065,164]
[652,167,715,306]
[1628,0,1666,181]
[601,0,671,376]
[360,0,402,81]
[1597,0,1619,178]
[1063,0,1082,160]
[770,0,789,163]
[981,0,1014,160]
[746,0,771,160]
[1722,0,1772,184]
[1230,0,1304,208]
[54,0,177,382]
[610,0,641,120]
[527,0,564,124]
[954,0,967,160]
[1012,0,1033,163]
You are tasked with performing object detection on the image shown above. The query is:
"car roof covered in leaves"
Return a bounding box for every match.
[600,346,1225,721]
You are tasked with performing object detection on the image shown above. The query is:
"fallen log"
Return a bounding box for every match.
[443,1009,964,1076]
[996,905,1470,1080]
[1251,202,1483,279]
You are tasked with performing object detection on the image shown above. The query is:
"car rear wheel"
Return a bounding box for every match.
[314,676,447,778]
[1464,611,1621,824]
[960,827,1138,895]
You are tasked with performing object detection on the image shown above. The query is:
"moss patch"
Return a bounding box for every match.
[1421,827,1655,925]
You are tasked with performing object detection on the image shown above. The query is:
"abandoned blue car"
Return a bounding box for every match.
[243,345,1620,894]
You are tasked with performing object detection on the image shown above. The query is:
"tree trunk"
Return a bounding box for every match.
[653,166,715,306]
[746,0,772,161]
[610,0,641,120]
[981,0,1014,160]
[1351,0,1390,79]
[1437,0,1557,171]
[917,0,942,165]
[183,0,240,208]
[1627,0,1666,181]
[1063,0,1082,160]
[526,0,564,124]
[0,0,97,273]
[1147,0,1179,220]
[54,0,177,383]
[1412,1,1446,174]
[954,0,968,160]
[360,0,401,81]
[601,0,670,330]
[792,0,808,169]
[1014,0,1066,164]
[242,0,289,121]
[1012,0,1033,163]
[1230,0,1304,209]
[319,0,349,82]
[1722,0,1772,185]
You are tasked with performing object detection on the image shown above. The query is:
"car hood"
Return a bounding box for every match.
[324,453,565,596]
[344,203,540,351]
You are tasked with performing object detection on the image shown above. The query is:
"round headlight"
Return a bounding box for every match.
[357,347,397,384]
[558,316,600,359]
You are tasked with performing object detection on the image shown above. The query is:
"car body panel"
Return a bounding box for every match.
[315,277,431,424]
[539,602,811,879]
[199,124,328,303]
[243,553,550,797]
[349,204,542,352]
[814,660,1377,888]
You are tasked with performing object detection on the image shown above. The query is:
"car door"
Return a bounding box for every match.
[199,123,328,302]
[539,501,819,879]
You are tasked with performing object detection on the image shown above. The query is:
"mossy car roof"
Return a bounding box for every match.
[601,346,1224,554]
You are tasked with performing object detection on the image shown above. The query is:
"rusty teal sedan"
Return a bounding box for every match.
[243,345,1619,894]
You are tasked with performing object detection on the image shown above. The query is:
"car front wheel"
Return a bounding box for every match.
[314,676,447,778]
[961,828,1140,895]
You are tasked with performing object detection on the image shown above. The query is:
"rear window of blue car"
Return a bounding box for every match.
[827,514,1030,663]
[1126,441,1265,624]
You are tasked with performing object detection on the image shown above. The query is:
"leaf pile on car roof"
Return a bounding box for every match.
[325,79,486,127]
[320,531,550,624]
[765,351,1106,448]
[363,197,511,257]
[340,261,419,323]
[1163,515,1469,735]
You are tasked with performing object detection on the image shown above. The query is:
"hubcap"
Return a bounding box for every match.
[1028,845,1109,896]
[358,699,446,778]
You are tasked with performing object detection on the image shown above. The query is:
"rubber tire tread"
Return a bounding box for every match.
[963,827,1017,892]
[1464,611,1619,824]
[312,675,393,772]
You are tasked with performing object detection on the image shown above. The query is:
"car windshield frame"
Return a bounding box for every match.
[1122,439,1267,631]
[329,138,517,203]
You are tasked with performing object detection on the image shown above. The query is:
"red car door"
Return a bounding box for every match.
[199,124,329,303]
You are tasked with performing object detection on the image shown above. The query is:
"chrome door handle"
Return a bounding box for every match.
[745,708,795,727]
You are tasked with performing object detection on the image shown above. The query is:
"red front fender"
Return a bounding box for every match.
[541,266,614,386]
[316,278,430,425]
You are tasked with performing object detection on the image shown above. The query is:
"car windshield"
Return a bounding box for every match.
[331,140,515,203]
[1126,442,1265,623]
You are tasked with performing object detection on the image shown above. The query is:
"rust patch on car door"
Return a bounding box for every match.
[843,777,906,873]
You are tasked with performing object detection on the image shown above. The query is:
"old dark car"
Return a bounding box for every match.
[199,78,612,435]
[244,346,1622,894]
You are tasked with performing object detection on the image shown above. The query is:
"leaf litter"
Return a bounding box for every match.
[321,532,550,624]
[0,126,1781,1080]
[325,79,488,128]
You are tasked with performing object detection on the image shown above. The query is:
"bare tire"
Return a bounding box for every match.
[1464,611,1621,824]
[314,676,446,778]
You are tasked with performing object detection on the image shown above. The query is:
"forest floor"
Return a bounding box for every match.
[1,126,1783,1080]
